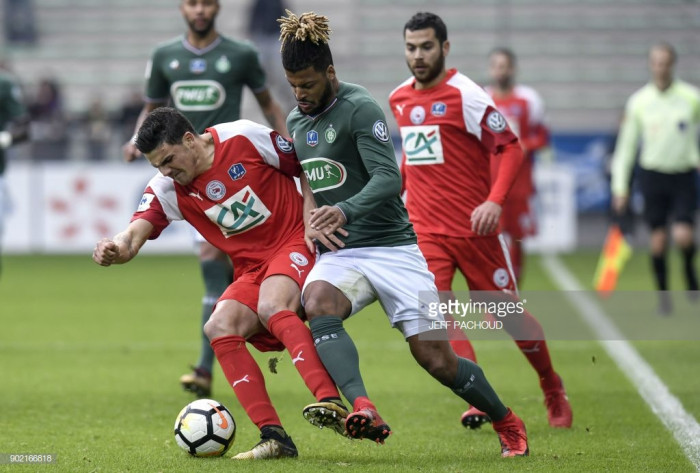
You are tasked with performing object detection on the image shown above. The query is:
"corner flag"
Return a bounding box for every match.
[593,224,633,297]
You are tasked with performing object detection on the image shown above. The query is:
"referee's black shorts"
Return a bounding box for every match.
[639,168,698,230]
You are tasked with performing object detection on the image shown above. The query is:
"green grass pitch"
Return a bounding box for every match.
[0,251,698,472]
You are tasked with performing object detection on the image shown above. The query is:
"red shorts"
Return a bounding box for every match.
[218,241,315,352]
[499,193,536,240]
[417,232,517,292]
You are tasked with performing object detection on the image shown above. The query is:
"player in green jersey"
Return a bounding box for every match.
[121,0,290,397]
[0,64,30,279]
[279,11,529,457]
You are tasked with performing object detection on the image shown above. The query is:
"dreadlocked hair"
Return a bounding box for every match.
[279,9,334,72]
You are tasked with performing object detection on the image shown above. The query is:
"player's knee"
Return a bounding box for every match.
[256,299,289,322]
[203,311,250,340]
[302,282,351,319]
[672,222,694,247]
[303,297,328,319]
[203,312,225,341]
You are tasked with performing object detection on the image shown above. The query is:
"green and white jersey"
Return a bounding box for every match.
[0,72,26,175]
[288,82,416,251]
[145,35,266,133]
[611,79,700,196]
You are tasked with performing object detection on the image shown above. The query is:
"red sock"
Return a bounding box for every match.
[211,335,281,429]
[444,314,477,361]
[352,395,377,412]
[504,310,556,382]
[267,310,340,401]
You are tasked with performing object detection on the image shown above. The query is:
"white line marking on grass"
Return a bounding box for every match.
[541,254,700,472]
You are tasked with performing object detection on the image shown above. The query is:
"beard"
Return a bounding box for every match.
[188,17,215,39]
[302,79,334,116]
[411,52,445,85]
[495,76,514,90]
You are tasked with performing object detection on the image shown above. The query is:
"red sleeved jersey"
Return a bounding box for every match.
[132,119,304,275]
[389,68,521,238]
[486,84,549,198]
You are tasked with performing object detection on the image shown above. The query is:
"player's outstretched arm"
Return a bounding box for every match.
[92,219,154,266]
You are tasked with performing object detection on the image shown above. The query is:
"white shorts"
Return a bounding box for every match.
[301,244,445,338]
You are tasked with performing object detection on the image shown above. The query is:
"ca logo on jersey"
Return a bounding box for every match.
[302,158,347,193]
[204,185,271,237]
[400,125,444,165]
[170,80,225,111]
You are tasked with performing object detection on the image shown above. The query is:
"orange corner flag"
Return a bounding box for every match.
[593,225,633,297]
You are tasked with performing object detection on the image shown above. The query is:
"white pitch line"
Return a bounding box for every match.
[540,254,700,472]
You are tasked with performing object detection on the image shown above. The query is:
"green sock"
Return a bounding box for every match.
[198,259,233,373]
[452,357,508,421]
[309,316,368,405]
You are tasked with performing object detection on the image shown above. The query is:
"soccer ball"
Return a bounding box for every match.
[173,399,236,457]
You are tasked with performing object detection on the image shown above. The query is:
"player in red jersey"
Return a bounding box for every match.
[93,107,347,460]
[485,47,550,283]
[389,12,571,430]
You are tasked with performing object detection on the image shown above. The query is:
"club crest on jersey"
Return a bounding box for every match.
[410,106,426,125]
[275,134,294,153]
[189,58,207,74]
[215,55,231,73]
[373,120,390,142]
[206,180,226,200]
[306,130,319,147]
[493,268,510,288]
[228,164,246,181]
[431,102,447,117]
[486,110,507,133]
[289,252,309,266]
[324,125,336,144]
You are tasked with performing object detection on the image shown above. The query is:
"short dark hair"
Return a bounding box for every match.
[279,10,334,72]
[135,107,196,154]
[404,12,448,45]
[489,47,517,67]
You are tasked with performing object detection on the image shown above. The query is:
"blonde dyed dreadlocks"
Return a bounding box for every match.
[279,10,334,72]
[278,10,331,46]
